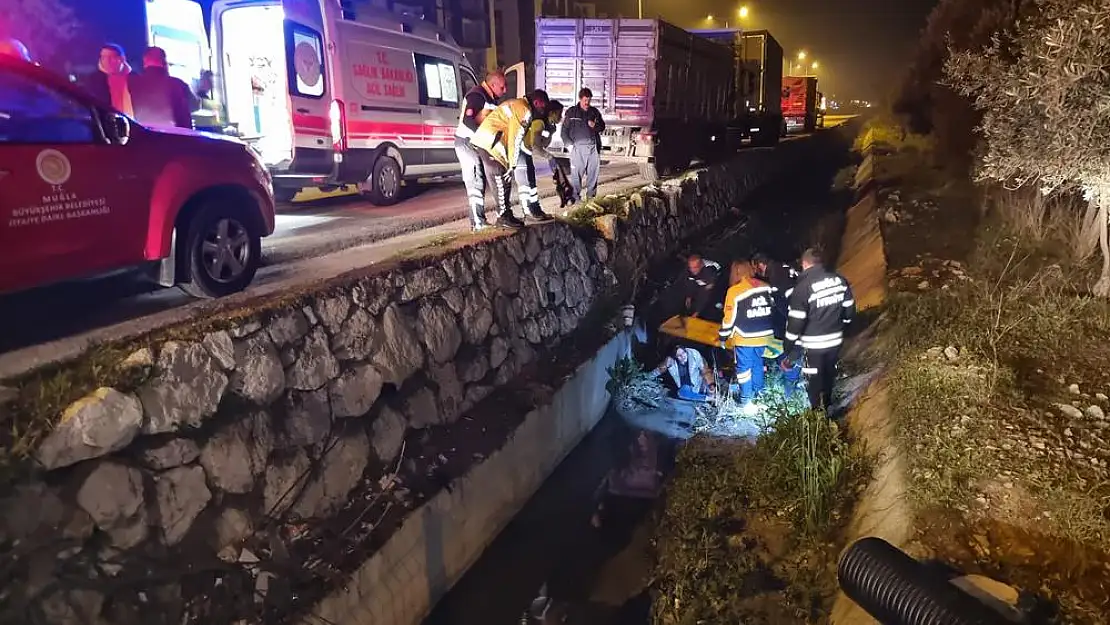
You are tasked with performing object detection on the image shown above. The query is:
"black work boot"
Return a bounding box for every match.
[526,202,553,222]
[495,211,525,229]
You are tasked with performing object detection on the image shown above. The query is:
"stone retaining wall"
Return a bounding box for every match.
[0,132,840,625]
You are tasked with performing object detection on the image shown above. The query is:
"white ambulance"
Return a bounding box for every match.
[91,0,527,205]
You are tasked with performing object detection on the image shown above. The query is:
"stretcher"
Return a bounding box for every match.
[658,315,784,360]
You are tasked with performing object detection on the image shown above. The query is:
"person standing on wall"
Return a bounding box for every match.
[781,248,857,413]
[470,90,553,228]
[719,261,776,413]
[561,87,605,203]
[514,92,557,221]
[129,47,193,129]
[454,69,507,232]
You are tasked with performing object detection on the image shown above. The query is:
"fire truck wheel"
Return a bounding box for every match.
[365,155,402,206]
[179,203,262,299]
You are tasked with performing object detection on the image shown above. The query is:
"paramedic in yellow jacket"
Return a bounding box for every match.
[719,260,777,410]
[471,89,553,228]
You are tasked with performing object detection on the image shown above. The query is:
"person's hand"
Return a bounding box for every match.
[780,358,793,372]
[588,120,595,128]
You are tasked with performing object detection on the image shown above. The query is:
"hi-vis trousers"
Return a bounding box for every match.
[514,151,540,211]
[478,151,514,217]
[454,136,487,226]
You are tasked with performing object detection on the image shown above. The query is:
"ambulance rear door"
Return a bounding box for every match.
[282,0,335,173]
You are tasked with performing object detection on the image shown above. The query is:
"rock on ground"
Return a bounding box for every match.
[230,333,285,405]
[328,364,384,418]
[199,411,273,494]
[139,437,200,470]
[155,465,212,545]
[291,428,370,519]
[76,461,145,532]
[370,406,407,464]
[140,342,229,434]
[371,305,425,385]
[285,328,340,391]
[37,388,143,470]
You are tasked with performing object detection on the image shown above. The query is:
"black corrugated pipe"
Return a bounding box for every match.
[837,537,1009,625]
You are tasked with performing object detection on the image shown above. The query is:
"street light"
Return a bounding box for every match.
[797,51,807,61]
[738,5,749,19]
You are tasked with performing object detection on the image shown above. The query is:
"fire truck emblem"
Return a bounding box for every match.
[35,149,71,186]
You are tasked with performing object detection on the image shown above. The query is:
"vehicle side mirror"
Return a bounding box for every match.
[113,113,131,145]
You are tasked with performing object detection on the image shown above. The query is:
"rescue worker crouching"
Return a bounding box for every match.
[515,95,560,221]
[782,248,857,413]
[454,69,507,231]
[719,261,776,411]
[471,89,553,228]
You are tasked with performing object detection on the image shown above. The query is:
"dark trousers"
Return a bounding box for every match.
[478,151,513,217]
[802,346,840,412]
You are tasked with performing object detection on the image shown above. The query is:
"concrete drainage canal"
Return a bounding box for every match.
[425,140,859,625]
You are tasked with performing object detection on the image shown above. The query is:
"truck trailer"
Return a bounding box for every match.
[782,75,819,133]
[689,28,784,147]
[534,18,736,180]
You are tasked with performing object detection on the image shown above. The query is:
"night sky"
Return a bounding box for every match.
[594,0,940,100]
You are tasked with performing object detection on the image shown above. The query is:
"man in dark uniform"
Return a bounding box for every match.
[752,252,799,340]
[455,70,507,231]
[782,249,857,412]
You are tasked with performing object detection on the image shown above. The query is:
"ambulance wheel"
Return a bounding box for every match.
[365,155,402,206]
[179,203,262,299]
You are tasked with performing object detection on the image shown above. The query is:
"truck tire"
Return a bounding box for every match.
[638,162,659,182]
[365,155,402,206]
[179,202,262,299]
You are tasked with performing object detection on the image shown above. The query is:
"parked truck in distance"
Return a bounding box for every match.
[782,76,819,133]
[534,18,736,181]
[690,28,784,147]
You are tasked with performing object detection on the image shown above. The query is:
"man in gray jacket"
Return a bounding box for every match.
[560,87,605,202]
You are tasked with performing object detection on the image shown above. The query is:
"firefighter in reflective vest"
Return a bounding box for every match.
[782,248,857,412]
[521,98,563,217]
[471,89,553,228]
[454,70,506,231]
[719,260,776,410]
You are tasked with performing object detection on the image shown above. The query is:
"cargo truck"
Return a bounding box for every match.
[690,28,784,147]
[534,18,736,181]
[782,76,819,133]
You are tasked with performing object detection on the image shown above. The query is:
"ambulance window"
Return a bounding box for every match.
[0,69,96,145]
[415,54,459,108]
[285,22,326,98]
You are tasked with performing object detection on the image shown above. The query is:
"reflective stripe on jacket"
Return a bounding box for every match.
[783,264,857,354]
[719,277,775,348]
[471,98,533,168]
